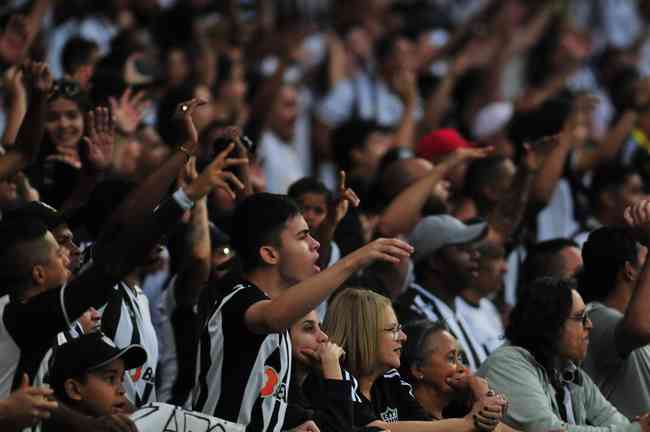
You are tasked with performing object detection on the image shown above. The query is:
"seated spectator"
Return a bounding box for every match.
[46,332,244,432]
[288,309,360,431]
[395,215,488,371]
[457,239,507,354]
[400,320,513,432]
[579,203,650,418]
[479,277,647,432]
[191,193,412,431]
[325,287,506,431]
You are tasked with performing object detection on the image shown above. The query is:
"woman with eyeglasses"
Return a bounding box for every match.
[400,320,516,431]
[479,277,650,432]
[324,287,506,432]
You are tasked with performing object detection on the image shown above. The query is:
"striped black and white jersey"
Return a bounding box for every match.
[100,281,159,408]
[192,279,292,432]
[395,283,487,371]
[81,243,160,407]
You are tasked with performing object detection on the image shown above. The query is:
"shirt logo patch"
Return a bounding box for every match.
[380,407,399,423]
[260,366,280,398]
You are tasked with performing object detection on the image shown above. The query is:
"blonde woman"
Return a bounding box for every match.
[324,288,506,432]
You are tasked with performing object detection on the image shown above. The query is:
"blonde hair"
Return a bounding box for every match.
[323,288,392,377]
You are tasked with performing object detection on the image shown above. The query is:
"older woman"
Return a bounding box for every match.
[479,277,650,432]
[324,288,505,432]
[400,320,515,432]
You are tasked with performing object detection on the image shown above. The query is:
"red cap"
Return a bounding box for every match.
[416,129,473,160]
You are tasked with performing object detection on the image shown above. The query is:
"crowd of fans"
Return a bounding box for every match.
[3,0,650,431]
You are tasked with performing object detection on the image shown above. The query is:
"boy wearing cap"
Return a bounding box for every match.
[47,333,244,432]
[50,332,146,418]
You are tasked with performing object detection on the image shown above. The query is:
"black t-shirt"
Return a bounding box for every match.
[352,369,432,424]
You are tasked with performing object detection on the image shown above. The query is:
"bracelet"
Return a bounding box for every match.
[178,145,193,162]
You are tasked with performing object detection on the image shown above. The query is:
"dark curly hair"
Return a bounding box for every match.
[505,277,574,373]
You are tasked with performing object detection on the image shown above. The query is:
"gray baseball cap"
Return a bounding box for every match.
[409,215,488,263]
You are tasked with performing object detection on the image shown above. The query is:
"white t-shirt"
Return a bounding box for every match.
[316,72,422,128]
[536,179,580,242]
[257,130,306,194]
[456,297,504,354]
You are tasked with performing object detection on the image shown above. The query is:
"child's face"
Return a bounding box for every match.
[297,192,328,231]
[72,359,132,416]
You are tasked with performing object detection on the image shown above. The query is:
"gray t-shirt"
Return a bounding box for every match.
[583,302,650,418]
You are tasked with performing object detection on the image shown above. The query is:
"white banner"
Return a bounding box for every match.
[131,403,246,432]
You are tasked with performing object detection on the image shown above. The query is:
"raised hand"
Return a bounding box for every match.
[441,146,493,170]
[183,142,248,201]
[177,156,199,191]
[3,66,26,102]
[22,60,53,95]
[349,237,414,268]
[82,107,115,172]
[109,88,151,135]
[392,69,418,105]
[624,200,650,235]
[0,15,29,65]
[1,374,58,428]
[174,98,207,152]
[332,171,360,225]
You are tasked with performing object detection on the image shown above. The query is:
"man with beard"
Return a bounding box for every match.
[394,214,488,371]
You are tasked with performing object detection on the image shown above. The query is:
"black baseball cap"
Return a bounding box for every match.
[50,333,147,398]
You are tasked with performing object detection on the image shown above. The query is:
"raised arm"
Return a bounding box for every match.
[378,147,491,237]
[0,61,51,180]
[616,200,650,354]
[245,238,413,334]
[1,67,27,149]
[173,158,212,308]
[63,143,245,328]
[487,140,551,242]
[314,171,360,269]
[105,98,206,229]
[529,133,572,206]
[392,69,417,149]
[60,107,115,217]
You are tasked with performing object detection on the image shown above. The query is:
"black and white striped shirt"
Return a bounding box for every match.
[395,283,487,371]
[192,279,292,432]
[101,281,159,407]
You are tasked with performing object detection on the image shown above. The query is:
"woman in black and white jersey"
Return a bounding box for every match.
[288,309,386,432]
[324,288,507,432]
